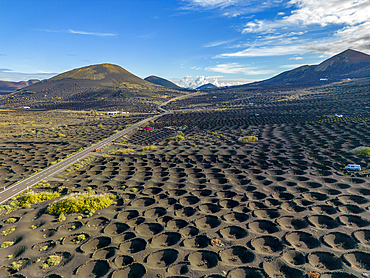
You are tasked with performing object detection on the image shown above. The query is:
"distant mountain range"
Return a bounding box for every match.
[0,80,39,93]
[261,49,370,85]
[1,49,370,110]
[144,76,182,89]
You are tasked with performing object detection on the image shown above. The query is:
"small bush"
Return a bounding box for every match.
[4,218,17,224]
[39,245,48,251]
[73,234,86,243]
[1,241,14,248]
[169,135,185,141]
[238,136,258,143]
[47,193,115,215]
[2,227,15,236]
[352,146,370,156]
[114,149,134,155]
[58,213,66,222]
[41,255,62,269]
[11,261,22,271]
[142,146,157,151]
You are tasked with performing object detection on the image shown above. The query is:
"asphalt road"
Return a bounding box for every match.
[0,91,200,205]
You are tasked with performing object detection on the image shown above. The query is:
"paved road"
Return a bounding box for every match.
[0,92,200,205]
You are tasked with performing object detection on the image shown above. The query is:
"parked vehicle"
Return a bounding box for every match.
[93,149,99,152]
[345,164,361,171]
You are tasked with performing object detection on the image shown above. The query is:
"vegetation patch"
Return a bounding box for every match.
[114,148,135,155]
[141,145,157,151]
[73,234,86,243]
[1,241,14,248]
[47,192,115,215]
[41,255,63,269]
[352,146,370,156]
[238,136,258,143]
[11,261,22,271]
[17,191,61,208]
[4,217,17,224]
[1,227,16,236]
[168,131,185,140]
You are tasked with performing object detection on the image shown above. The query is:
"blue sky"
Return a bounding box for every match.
[1,0,369,88]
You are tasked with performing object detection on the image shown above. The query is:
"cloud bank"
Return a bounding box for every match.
[191,0,370,59]
[0,69,56,82]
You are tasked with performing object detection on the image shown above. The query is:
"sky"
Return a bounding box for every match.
[1,0,369,88]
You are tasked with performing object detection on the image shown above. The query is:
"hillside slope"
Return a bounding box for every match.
[0,64,183,111]
[262,49,370,85]
[144,75,182,89]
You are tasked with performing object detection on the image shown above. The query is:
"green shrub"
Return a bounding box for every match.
[41,255,62,269]
[11,261,22,271]
[142,146,157,151]
[1,241,14,248]
[39,245,48,251]
[4,218,17,224]
[169,135,185,140]
[1,227,15,236]
[352,146,370,156]
[238,136,258,143]
[73,234,86,243]
[17,191,61,208]
[58,213,66,222]
[114,149,134,155]
[47,193,115,215]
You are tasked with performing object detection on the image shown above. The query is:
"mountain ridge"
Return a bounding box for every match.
[0,80,39,93]
[260,49,370,85]
[144,75,182,89]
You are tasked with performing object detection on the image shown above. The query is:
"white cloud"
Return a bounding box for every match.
[243,0,370,33]
[206,0,367,58]
[0,70,56,82]
[180,0,278,16]
[182,0,238,8]
[68,29,116,37]
[289,56,303,60]
[38,28,116,37]
[217,45,306,58]
[203,38,238,47]
[206,63,274,75]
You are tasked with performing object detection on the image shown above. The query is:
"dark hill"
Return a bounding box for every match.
[1,64,183,111]
[144,75,182,89]
[261,49,370,85]
[196,83,218,90]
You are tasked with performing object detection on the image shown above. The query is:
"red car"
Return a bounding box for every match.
[93,149,99,152]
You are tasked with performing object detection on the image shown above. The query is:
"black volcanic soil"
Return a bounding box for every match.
[0,110,145,188]
[0,81,370,277]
